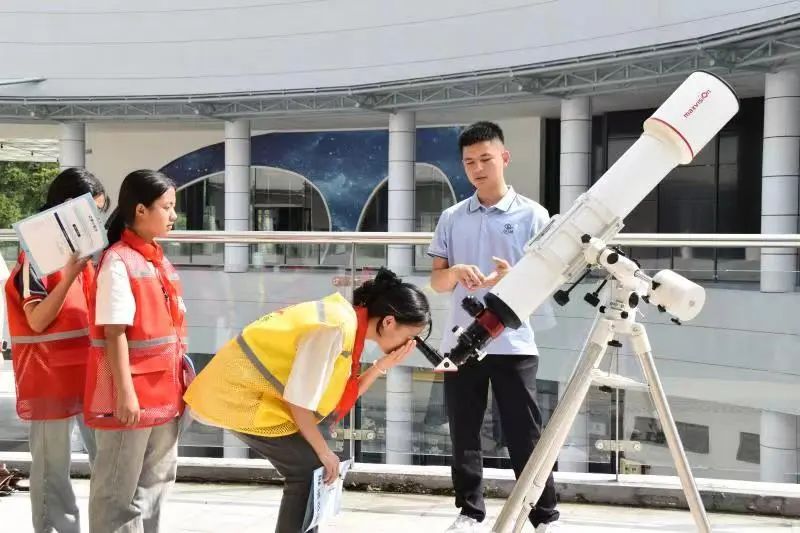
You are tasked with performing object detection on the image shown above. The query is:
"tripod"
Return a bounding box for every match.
[491,278,712,532]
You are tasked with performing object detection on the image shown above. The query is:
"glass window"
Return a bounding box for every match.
[358,163,456,269]
[174,167,331,266]
[359,164,455,232]
[719,133,738,166]
[690,138,718,167]
[355,367,559,467]
[175,172,225,232]
[360,185,388,233]
[252,167,329,232]
[737,432,760,464]
[632,417,709,455]
[659,165,716,232]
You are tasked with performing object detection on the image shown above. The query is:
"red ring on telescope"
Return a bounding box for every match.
[649,117,694,159]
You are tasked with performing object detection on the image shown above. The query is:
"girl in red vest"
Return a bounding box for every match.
[84,169,185,533]
[4,167,108,533]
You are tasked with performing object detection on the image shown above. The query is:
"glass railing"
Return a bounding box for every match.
[132,231,797,285]
[0,230,798,486]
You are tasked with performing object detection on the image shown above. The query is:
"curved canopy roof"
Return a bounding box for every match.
[1,0,799,99]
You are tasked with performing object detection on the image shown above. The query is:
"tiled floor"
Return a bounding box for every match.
[3,479,800,532]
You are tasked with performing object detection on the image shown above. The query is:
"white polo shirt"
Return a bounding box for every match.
[428,186,550,356]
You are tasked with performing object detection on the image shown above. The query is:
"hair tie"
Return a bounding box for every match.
[373,267,403,289]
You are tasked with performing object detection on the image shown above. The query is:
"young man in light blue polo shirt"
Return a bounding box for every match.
[429,122,560,533]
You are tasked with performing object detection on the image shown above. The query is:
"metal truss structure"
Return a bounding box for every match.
[2,15,800,121]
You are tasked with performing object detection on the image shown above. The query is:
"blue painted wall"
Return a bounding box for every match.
[160,127,470,231]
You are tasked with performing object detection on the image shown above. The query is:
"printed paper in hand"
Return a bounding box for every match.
[304,459,352,532]
[13,193,107,276]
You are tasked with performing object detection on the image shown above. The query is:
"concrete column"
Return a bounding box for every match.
[387,111,416,265]
[385,111,416,465]
[59,122,85,170]
[760,410,799,483]
[386,368,414,464]
[761,71,800,292]
[559,97,591,214]
[224,119,251,273]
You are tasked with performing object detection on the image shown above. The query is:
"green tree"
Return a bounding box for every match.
[0,161,59,228]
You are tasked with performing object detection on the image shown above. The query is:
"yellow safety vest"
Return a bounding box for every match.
[184,292,357,437]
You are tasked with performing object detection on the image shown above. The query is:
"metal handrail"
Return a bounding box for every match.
[0,229,799,247]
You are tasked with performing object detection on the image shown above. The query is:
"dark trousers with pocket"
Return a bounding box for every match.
[233,431,323,533]
[444,354,559,527]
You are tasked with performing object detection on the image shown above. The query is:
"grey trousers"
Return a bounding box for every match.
[88,419,179,533]
[233,431,323,533]
[29,416,96,533]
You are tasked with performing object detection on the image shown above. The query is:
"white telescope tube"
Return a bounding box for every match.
[486,71,738,329]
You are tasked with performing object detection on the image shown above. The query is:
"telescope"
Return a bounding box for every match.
[414,71,738,372]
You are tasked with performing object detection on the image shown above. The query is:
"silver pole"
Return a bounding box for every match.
[614,347,621,482]
[348,243,357,459]
[629,324,712,533]
[1,228,800,248]
[492,318,615,532]
[495,300,713,532]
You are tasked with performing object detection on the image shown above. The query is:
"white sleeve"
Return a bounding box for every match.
[283,326,345,411]
[95,252,136,326]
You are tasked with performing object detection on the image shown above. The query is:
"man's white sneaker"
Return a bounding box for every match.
[445,514,484,532]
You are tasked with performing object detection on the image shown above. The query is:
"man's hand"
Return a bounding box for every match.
[453,264,486,291]
[481,257,511,289]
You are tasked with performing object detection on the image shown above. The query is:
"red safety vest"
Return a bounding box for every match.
[4,252,92,420]
[83,241,187,429]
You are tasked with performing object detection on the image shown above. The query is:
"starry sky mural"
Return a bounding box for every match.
[160,127,472,231]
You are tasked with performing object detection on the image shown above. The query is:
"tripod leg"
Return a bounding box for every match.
[492,318,615,533]
[629,323,712,533]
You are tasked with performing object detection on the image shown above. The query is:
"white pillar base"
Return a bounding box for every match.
[385,367,414,464]
[223,430,250,459]
[760,410,799,483]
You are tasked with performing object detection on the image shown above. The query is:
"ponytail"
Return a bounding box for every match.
[106,169,175,246]
[105,210,125,246]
